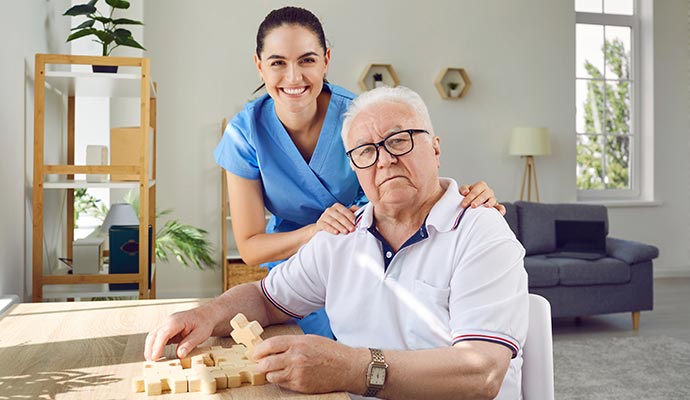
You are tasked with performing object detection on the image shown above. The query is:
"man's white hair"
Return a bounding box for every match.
[341,86,435,149]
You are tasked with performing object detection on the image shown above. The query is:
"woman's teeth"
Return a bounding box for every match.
[283,87,306,95]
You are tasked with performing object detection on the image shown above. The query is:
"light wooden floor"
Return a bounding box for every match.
[552,278,690,342]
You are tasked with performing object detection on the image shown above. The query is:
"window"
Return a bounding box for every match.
[575,0,643,199]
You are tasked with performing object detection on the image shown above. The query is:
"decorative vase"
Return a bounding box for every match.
[374,81,385,88]
[449,88,461,98]
[92,65,118,73]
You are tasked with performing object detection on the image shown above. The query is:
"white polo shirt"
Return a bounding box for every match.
[262,178,528,399]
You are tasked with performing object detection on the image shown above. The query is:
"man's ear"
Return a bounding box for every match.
[433,135,441,168]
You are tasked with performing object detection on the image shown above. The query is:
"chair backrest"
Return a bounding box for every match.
[522,294,555,400]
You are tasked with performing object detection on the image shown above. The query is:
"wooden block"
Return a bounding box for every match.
[144,378,162,396]
[230,313,264,360]
[133,343,267,396]
[132,376,144,393]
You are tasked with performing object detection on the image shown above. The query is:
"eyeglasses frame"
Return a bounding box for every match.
[345,129,430,169]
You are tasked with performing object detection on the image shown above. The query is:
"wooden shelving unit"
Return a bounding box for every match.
[32,54,157,302]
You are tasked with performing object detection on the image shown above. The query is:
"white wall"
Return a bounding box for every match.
[0,0,70,300]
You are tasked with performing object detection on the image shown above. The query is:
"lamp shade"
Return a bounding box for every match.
[509,127,551,156]
[100,203,139,233]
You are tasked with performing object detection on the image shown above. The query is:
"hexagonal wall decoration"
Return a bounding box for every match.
[358,64,400,92]
[434,67,471,100]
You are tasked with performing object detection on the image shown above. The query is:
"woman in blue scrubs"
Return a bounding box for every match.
[214,6,503,338]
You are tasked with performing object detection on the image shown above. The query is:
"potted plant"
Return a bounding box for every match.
[373,73,385,88]
[448,82,461,98]
[64,0,146,73]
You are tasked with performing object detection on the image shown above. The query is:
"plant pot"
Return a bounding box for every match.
[449,88,461,98]
[92,65,118,73]
[374,81,385,88]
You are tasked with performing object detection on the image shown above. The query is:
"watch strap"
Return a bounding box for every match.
[364,348,387,397]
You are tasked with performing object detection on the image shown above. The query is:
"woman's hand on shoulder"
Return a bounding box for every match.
[313,203,358,235]
[459,180,506,216]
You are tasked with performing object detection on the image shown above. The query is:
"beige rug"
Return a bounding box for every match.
[554,336,690,399]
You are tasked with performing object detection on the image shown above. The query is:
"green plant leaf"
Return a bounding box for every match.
[93,16,114,24]
[106,0,130,9]
[94,30,115,45]
[71,20,95,31]
[114,35,146,50]
[156,220,216,270]
[113,28,132,38]
[66,28,98,42]
[63,4,97,16]
[112,18,143,26]
[88,0,99,6]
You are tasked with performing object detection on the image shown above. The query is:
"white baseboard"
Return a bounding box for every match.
[654,268,690,279]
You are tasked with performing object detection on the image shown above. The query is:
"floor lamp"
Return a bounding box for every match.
[509,127,551,202]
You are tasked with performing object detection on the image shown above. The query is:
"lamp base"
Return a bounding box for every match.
[519,156,541,202]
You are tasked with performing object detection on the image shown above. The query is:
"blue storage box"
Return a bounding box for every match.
[109,225,152,291]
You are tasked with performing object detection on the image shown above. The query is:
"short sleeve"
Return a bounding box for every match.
[260,233,329,318]
[213,110,260,180]
[449,210,529,358]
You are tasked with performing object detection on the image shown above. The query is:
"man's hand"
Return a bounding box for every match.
[253,334,368,394]
[459,180,506,215]
[144,308,215,361]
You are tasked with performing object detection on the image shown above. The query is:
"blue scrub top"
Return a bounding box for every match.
[214,83,366,338]
[214,83,366,235]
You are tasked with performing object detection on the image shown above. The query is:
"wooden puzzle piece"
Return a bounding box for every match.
[230,313,264,360]
[133,342,267,396]
[132,359,188,395]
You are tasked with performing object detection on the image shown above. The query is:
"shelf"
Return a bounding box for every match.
[44,70,157,98]
[43,285,140,299]
[41,263,156,299]
[32,54,157,302]
[358,64,400,92]
[43,179,156,189]
[434,67,472,99]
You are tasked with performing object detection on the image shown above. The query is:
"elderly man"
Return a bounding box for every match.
[145,86,528,399]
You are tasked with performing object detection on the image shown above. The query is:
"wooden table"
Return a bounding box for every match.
[0,299,349,399]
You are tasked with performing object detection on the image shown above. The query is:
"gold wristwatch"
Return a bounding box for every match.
[364,348,388,397]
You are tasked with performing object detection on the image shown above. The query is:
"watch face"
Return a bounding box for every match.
[370,366,386,385]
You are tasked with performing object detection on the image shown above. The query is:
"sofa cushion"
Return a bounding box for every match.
[551,257,631,286]
[524,256,560,287]
[502,202,519,240]
[515,201,609,256]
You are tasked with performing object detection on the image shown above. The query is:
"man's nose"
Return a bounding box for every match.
[376,146,397,167]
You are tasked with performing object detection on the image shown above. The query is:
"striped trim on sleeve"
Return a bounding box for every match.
[452,334,520,358]
[260,278,304,319]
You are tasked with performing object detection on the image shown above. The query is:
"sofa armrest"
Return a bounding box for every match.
[606,237,659,264]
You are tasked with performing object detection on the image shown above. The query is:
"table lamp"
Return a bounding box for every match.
[509,127,551,202]
[100,203,139,234]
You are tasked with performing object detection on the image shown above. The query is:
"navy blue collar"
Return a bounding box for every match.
[367,217,429,271]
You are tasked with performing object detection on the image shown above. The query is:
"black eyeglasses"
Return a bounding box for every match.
[346,129,430,169]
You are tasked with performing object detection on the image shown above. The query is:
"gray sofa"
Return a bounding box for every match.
[503,201,659,329]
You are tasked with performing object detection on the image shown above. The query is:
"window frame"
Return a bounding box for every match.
[575,2,643,201]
